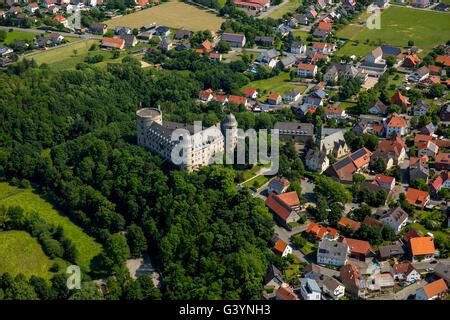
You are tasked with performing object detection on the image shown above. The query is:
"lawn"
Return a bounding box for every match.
[0,231,55,280]
[0,183,102,271]
[0,30,36,46]
[24,39,130,70]
[243,175,269,190]
[336,6,450,57]
[105,1,225,31]
[243,72,305,101]
[267,0,302,19]
[291,29,311,41]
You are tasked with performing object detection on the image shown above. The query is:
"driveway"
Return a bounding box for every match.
[300,177,315,202]
[273,222,311,263]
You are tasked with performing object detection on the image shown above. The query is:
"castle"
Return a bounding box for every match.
[137,108,238,171]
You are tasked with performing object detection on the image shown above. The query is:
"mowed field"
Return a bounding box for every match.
[243,72,307,101]
[0,31,36,46]
[106,1,225,31]
[336,6,450,56]
[0,231,55,280]
[0,183,102,271]
[267,0,302,19]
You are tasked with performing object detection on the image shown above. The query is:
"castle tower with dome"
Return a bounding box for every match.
[137,107,238,171]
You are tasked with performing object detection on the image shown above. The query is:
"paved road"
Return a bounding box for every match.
[0,26,102,40]
[257,0,289,19]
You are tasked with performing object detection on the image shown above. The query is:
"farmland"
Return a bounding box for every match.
[0,231,55,281]
[105,1,225,31]
[0,183,102,271]
[336,6,450,57]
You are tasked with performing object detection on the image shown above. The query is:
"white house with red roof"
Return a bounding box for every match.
[25,2,39,13]
[386,113,407,137]
[198,88,213,102]
[298,63,318,78]
[418,140,439,158]
[273,239,292,257]
[243,87,258,99]
[324,106,347,120]
[373,174,395,192]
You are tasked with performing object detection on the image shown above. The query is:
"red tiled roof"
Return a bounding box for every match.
[54,15,66,22]
[274,239,288,256]
[338,216,361,232]
[102,37,125,49]
[410,237,435,256]
[340,263,362,288]
[306,223,339,239]
[390,91,410,106]
[405,188,429,207]
[435,153,450,165]
[268,92,281,100]
[414,134,432,145]
[244,87,257,96]
[422,278,448,299]
[199,88,213,100]
[342,238,373,255]
[227,95,247,105]
[298,63,317,71]
[387,113,407,127]
[265,191,299,222]
[324,106,344,115]
[275,286,299,300]
[374,174,394,185]
[435,55,450,67]
[403,228,421,242]
[318,21,332,31]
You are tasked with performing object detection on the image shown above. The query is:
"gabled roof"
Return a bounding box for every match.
[338,216,361,232]
[387,113,407,127]
[410,236,435,256]
[374,174,394,185]
[265,191,299,221]
[381,207,408,225]
[298,63,317,71]
[363,216,384,229]
[390,91,410,106]
[421,278,448,299]
[342,238,374,256]
[274,239,289,256]
[393,262,416,275]
[340,263,362,288]
[227,95,247,105]
[435,153,450,165]
[379,244,405,259]
[221,32,245,43]
[306,223,339,239]
[435,55,450,67]
[405,188,429,207]
[276,285,299,300]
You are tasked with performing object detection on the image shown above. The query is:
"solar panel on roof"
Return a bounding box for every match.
[334,157,352,170]
[351,148,367,160]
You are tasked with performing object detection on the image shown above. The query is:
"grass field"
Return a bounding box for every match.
[0,31,36,46]
[243,72,306,101]
[267,0,302,19]
[291,29,311,41]
[243,175,269,190]
[0,231,55,280]
[0,183,102,271]
[336,6,450,57]
[25,39,130,70]
[106,1,225,31]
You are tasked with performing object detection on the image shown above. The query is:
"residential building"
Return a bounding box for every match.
[305,149,329,173]
[256,49,280,69]
[403,54,422,68]
[306,223,339,241]
[418,140,439,158]
[392,263,421,284]
[411,100,431,116]
[409,236,435,262]
[322,277,345,300]
[101,37,125,50]
[267,177,290,195]
[369,100,388,115]
[415,278,448,300]
[435,153,450,170]
[290,41,306,54]
[326,148,372,184]
[340,263,366,298]
[337,216,361,233]
[408,66,430,82]
[264,264,284,290]
[373,174,396,192]
[243,88,258,99]
[154,26,170,37]
[275,284,300,300]
[298,63,318,78]
[273,239,293,257]
[299,278,321,300]
[267,92,282,105]
[198,88,213,102]
[317,239,349,267]
[324,106,347,120]
[282,88,301,102]
[280,56,297,70]
[406,188,430,208]
[319,128,349,158]
[255,35,275,47]
[433,262,450,285]
[342,238,375,262]
[174,29,192,40]
[386,113,408,137]
[304,89,326,106]
[265,191,301,229]
[121,34,138,48]
[379,207,408,233]
[379,244,405,261]
[90,23,108,35]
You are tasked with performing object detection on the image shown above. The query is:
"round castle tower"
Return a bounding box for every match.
[221,113,238,151]
[136,108,163,147]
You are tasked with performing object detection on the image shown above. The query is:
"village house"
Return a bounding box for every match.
[101,37,125,50]
[25,2,39,13]
[409,156,430,182]
[418,140,439,158]
[174,29,192,40]
[120,34,138,48]
[306,5,318,19]
[255,35,275,47]
[324,106,347,121]
[299,278,322,300]
[198,88,213,102]
[256,49,280,69]
[392,263,421,285]
[406,188,430,208]
[435,153,450,170]
[208,52,222,63]
[227,95,248,107]
[265,191,301,229]
[409,236,436,262]
[379,243,405,261]
[420,122,437,136]
[385,113,408,137]
[322,277,345,300]
[264,265,284,290]
[408,66,430,83]
[290,41,307,54]
[415,278,448,300]
[379,207,408,234]
[340,263,366,298]
[282,88,301,102]
[313,20,333,39]
[312,42,336,55]
[361,46,387,73]
[433,262,450,285]
[317,239,349,267]
[280,56,297,70]
[411,100,431,116]
[298,63,318,78]
[221,33,246,48]
[273,239,293,257]
[326,148,372,184]
[268,177,290,195]
[303,89,326,106]
[267,92,282,105]
[305,149,329,173]
[402,54,422,68]
[233,0,270,12]
[369,100,388,115]
[154,26,170,37]
[275,284,300,300]
[342,238,375,262]
[337,216,361,234]
[160,38,173,51]
[306,223,339,242]
[90,23,108,35]
[373,174,396,192]
[243,88,258,99]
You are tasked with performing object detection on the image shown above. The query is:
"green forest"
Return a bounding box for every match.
[0,56,283,299]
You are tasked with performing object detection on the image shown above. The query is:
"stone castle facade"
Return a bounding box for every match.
[137,107,238,171]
